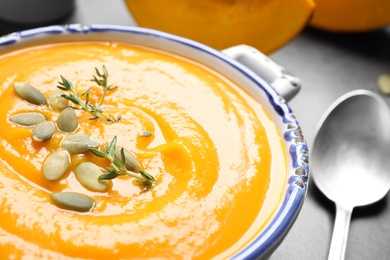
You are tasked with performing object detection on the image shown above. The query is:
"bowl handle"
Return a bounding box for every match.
[222,45,300,101]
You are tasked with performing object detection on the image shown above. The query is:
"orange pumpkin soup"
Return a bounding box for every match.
[0,42,287,259]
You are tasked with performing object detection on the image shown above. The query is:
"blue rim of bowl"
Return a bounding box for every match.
[0,24,309,259]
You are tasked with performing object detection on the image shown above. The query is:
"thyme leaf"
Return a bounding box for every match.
[99,172,119,180]
[57,67,121,124]
[89,136,155,187]
[91,65,118,106]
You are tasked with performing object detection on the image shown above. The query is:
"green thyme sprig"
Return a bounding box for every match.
[88,136,155,187]
[91,65,118,106]
[57,73,121,123]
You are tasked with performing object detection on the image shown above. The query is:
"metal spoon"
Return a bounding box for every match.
[311,89,390,260]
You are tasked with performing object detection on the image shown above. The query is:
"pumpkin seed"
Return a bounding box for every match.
[75,162,109,192]
[42,150,70,181]
[140,131,153,137]
[13,82,47,105]
[32,121,55,142]
[50,192,94,212]
[48,89,68,111]
[57,107,78,132]
[114,147,141,173]
[61,134,101,153]
[9,112,46,126]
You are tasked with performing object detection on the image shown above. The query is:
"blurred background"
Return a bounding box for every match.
[0,0,389,259]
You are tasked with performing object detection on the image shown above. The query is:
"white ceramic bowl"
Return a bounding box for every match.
[0,24,309,259]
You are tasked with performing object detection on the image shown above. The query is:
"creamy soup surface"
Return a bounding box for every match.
[0,41,287,259]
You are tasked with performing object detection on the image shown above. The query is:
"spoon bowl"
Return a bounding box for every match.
[312,89,390,260]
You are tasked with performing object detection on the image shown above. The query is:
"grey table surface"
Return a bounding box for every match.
[1,0,390,259]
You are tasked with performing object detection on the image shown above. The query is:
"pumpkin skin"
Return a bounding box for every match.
[125,0,315,54]
[310,0,390,32]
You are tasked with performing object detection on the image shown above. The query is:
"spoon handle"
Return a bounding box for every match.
[328,203,353,260]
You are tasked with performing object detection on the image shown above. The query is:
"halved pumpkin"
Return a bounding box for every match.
[310,0,390,32]
[125,0,315,54]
